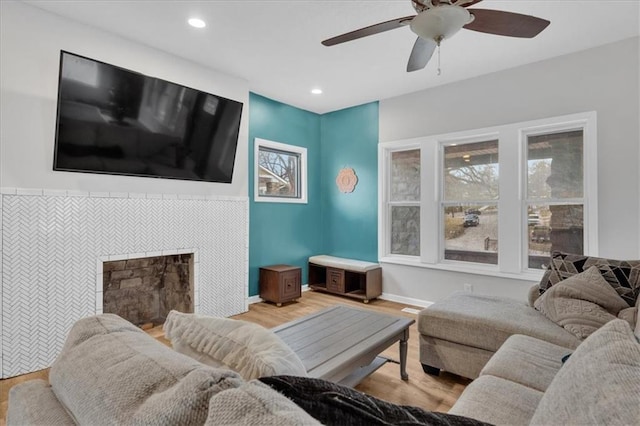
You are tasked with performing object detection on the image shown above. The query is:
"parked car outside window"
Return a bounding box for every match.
[530,225,551,242]
[463,214,480,227]
[465,208,481,215]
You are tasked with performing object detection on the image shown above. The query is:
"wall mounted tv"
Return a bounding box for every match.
[53,51,243,183]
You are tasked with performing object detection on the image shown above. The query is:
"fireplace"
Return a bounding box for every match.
[103,254,194,326]
[1,189,248,378]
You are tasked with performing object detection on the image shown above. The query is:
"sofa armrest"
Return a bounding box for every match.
[527,284,541,307]
[7,380,75,425]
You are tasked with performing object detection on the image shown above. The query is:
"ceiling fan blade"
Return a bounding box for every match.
[407,37,437,72]
[464,9,550,38]
[322,15,415,46]
[460,0,484,7]
[414,0,482,8]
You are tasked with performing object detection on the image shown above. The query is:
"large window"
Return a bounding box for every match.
[389,149,421,256]
[526,130,585,268]
[254,138,307,203]
[379,112,597,278]
[442,140,499,265]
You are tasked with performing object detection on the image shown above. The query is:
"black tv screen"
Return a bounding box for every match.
[53,51,243,183]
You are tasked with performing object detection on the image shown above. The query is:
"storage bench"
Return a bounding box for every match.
[307,255,382,303]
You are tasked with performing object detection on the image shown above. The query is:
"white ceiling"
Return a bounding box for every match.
[25,0,640,114]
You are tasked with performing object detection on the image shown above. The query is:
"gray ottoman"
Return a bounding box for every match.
[418,292,580,379]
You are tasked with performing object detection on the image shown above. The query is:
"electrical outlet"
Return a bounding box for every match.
[464,283,473,292]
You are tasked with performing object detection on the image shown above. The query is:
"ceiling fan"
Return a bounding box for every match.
[322,0,550,72]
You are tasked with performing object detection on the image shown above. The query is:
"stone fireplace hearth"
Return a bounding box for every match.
[103,254,193,326]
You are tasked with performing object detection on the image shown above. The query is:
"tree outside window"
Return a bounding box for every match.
[442,140,499,265]
[254,138,307,204]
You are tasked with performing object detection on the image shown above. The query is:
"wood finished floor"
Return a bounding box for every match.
[0,291,470,424]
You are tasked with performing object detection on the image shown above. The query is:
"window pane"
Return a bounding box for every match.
[444,204,498,265]
[391,206,420,256]
[390,149,420,202]
[528,131,583,199]
[528,204,583,269]
[444,140,499,201]
[258,147,300,198]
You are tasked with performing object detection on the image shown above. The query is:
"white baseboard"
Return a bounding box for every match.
[248,287,433,310]
[247,294,263,305]
[247,284,310,305]
[379,292,433,309]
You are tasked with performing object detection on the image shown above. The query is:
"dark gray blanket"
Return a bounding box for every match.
[259,376,492,426]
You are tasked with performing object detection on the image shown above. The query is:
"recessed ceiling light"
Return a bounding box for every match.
[188,18,206,28]
[311,88,323,95]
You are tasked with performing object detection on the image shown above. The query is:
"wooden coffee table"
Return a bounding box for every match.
[272,305,415,387]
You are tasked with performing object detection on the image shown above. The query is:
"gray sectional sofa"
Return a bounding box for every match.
[448,318,640,425]
[7,313,487,426]
[418,251,640,425]
[418,288,582,379]
[6,314,320,426]
[419,252,640,379]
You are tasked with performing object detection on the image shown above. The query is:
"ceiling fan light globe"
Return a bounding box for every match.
[410,5,471,41]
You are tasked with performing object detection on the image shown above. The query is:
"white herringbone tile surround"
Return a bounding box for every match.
[0,189,248,378]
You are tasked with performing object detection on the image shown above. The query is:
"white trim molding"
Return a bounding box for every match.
[378,111,598,279]
[254,138,308,204]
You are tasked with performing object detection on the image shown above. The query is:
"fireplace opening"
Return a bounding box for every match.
[103,254,193,327]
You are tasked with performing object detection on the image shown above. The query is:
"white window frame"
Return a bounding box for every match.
[378,112,597,280]
[438,134,500,267]
[380,141,422,260]
[254,138,307,204]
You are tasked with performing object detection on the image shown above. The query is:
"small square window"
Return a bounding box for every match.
[254,138,307,203]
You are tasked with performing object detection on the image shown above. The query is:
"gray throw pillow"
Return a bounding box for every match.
[539,251,640,307]
[530,319,640,425]
[50,314,243,426]
[164,310,307,380]
[534,266,629,339]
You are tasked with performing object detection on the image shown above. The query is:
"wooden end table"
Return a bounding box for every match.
[259,264,301,306]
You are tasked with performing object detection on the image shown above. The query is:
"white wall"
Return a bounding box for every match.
[379,37,640,303]
[0,1,249,197]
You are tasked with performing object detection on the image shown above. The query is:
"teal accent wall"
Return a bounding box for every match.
[248,93,322,297]
[248,93,379,296]
[320,103,379,262]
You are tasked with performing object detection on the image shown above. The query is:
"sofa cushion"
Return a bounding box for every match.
[205,380,321,425]
[50,314,243,426]
[163,310,307,380]
[530,319,640,425]
[7,380,75,426]
[479,334,572,392]
[418,293,581,352]
[539,251,640,306]
[534,266,629,339]
[419,334,495,379]
[449,375,543,425]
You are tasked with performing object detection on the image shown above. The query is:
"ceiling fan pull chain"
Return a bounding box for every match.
[436,37,442,75]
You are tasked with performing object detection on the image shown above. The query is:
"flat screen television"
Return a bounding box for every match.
[53,51,243,183]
